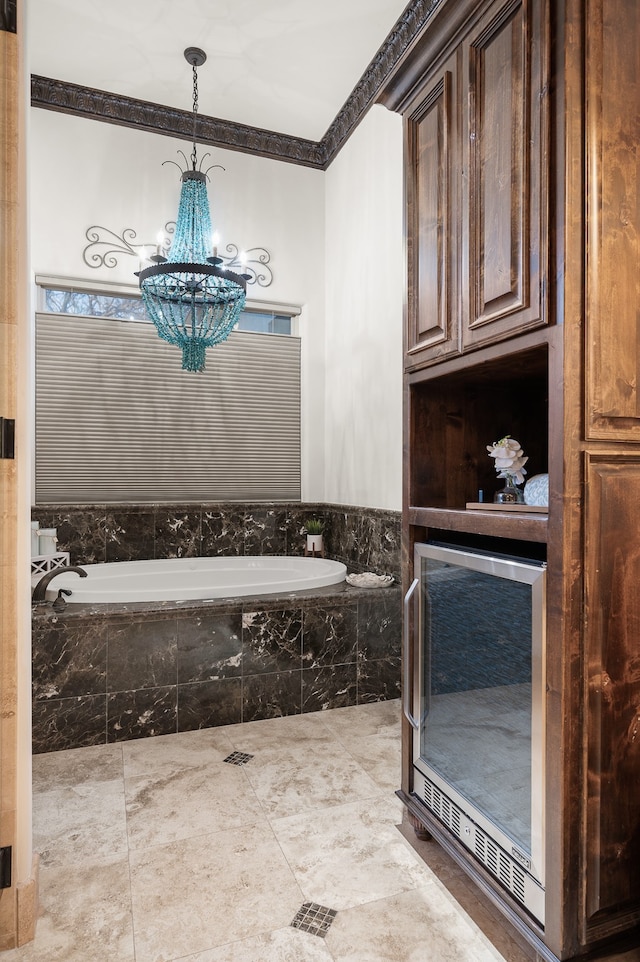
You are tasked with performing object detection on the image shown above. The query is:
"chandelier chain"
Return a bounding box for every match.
[191,62,199,170]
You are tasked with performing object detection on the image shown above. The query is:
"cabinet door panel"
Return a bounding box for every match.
[585,0,640,440]
[462,0,547,348]
[405,56,458,367]
[585,456,640,921]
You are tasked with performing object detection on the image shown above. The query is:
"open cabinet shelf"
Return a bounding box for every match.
[408,340,550,516]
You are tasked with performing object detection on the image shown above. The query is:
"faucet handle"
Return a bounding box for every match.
[52,588,72,612]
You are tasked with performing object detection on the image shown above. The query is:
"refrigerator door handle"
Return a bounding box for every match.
[403,577,420,730]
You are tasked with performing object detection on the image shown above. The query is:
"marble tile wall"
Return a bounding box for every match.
[31,586,401,753]
[30,502,401,580]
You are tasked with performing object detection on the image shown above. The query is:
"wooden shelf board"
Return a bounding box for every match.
[465,502,548,513]
[408,505,548,543]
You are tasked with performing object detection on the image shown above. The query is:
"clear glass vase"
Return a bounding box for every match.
[493,481,524,504]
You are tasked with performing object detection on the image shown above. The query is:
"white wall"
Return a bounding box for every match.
[29,104,404,509]
[324,105,404,510]
[30,110,327,501]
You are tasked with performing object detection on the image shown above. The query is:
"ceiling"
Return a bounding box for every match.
[27,0,411,144]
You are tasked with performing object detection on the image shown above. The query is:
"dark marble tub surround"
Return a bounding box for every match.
[243,508,291,556]
[242,608,303,675]
[356,592,403,704]
[32,618,108,701]
[107,616,177,693]
[155,507,202,559]
[201,507,247,558]
[31,584,401,753]
[179,677,243,733]
[108,686,178,742]
[243,670,303,723]
[302,603,358,668]
[177,610,243,683]
[31,501,401,753]
[31,502,400,578]
[38,510,108,566]
[32,694,108,752]
[106,506,156,562]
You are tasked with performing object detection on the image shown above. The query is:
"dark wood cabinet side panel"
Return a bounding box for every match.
[585,0,640,440]
[585,457,640,921]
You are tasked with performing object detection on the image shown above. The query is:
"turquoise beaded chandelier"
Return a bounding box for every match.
[137,48,249,372]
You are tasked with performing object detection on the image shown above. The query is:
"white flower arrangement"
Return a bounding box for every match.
[486,435,529,486]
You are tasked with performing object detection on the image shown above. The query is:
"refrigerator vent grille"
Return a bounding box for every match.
[420,775,527,905]
[422,776,461,837]
[474,829,527,905]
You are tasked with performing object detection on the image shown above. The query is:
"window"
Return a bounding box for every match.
[41,285,294,334]
[35,281,301,503]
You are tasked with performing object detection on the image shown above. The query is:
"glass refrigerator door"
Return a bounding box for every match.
[412,546,545,881]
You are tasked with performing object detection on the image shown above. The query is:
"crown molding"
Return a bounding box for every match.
[30,0,443,169]
[322,0,443,160]
[30,75,326,169]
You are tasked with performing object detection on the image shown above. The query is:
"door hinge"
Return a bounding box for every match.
[0,418,15,459]
[0,1,17,33]
[0,846,11,888]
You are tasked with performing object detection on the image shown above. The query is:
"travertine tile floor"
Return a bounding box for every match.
[8,700,534,962]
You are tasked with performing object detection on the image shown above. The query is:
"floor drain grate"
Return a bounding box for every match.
[291,901,338,938]
[222,751,254,766]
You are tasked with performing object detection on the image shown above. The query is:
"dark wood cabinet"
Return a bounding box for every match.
[382,0,640,959]
[403,0,548,371]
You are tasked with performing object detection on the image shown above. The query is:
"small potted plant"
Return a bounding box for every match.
[304,519,324,555]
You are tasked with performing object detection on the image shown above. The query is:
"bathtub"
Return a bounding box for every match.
[44,555,347,604]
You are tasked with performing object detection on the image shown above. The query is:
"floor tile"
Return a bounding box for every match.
[344,728,402,793]
[325,884,508,961]
[173,926,333,961]
[222,711,338,766]
[32,742,123,793]
[315,698,401,740]
[125,761,268,850]
[33,778,127,868]
[271,795,436,910]
[128,825,304,962]
[242,744,382,819]
[2,858,134,962]
[122,726,235,779]
[15,701,522,962]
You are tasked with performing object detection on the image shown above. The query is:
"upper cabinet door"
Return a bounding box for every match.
[405,53,459,368]
[461,0,549,350]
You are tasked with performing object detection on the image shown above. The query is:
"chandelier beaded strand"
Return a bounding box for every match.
[136,47,251,372]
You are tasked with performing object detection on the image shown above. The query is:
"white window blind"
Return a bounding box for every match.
[35,314,301,503]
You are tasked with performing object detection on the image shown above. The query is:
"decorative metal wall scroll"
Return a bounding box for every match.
[82,223,273,287]
[216,243,272,288]
[82,224,172,270]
